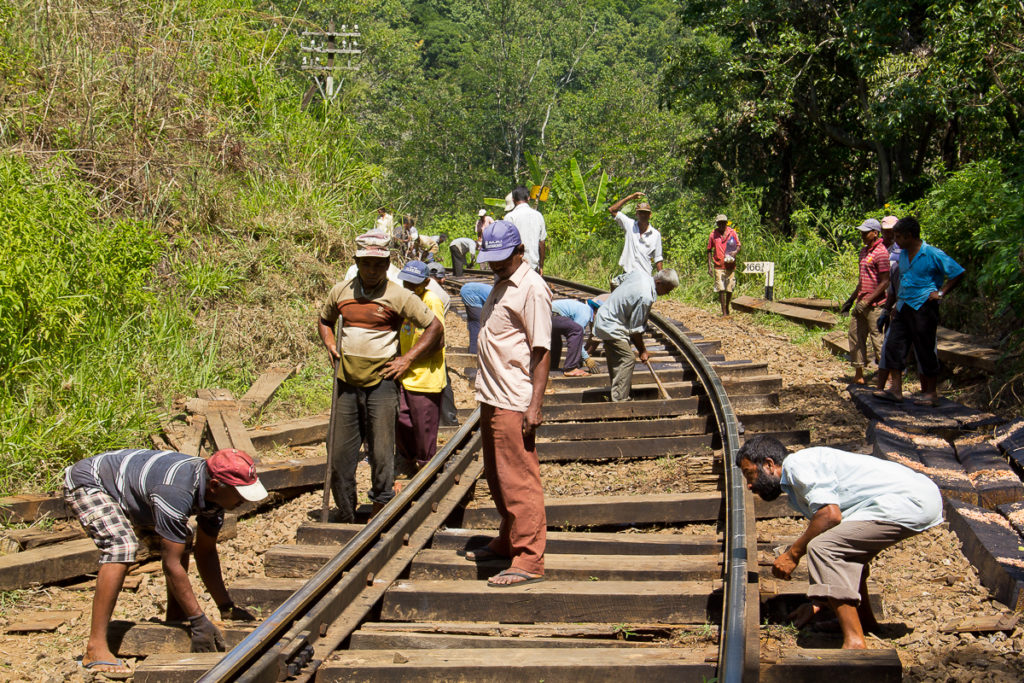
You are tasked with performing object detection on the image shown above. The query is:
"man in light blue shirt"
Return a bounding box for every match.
[460,282,493,354]
[551,299,594,376]
[593,269,678,401]
[738,435,942,650]
[875,217,965,406]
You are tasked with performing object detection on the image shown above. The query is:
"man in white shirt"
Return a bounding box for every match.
[607,191,663,287]
[738,436,943,649]
[503,186,547,274]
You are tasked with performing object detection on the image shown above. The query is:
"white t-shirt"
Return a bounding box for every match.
[344,263,402,285]
[615,212,663,274]
[374,213,394,234]
[780,447,943,532]
[503,203,548,271]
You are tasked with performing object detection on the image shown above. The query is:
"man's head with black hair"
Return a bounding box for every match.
[511,186,531,204]
[736,435,788,501]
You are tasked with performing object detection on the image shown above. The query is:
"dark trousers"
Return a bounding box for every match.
[550,315,584,371]
[329,378,399,523]
[466,304,483,354]
[440,368,458,425]
[396,387,442,468]
[450,246,468,276]
[883,301,940,376]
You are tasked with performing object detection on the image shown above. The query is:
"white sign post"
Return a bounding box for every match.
[742,261,775,300]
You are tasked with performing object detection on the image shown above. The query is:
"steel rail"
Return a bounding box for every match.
[197,411,481,682]
[199,272,749,681]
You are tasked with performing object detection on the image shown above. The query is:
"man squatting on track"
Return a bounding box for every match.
[63,448,268,676]
[317,231,442,523]
[739,435,943,649]
[593,269,679,402]
[463,220,553,587]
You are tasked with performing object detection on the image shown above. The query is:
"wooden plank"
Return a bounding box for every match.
[0,515,237,590]
[943,497,1024,611]
[178,414,207,457]
[134,653,224,683]
[825,328,1001,372]
[761,648,901,683]
[0,493,70,524]
[537,417,709,441]
[255,456,326,491]
[732,296,839,329]
[2,527,84,550]
[939,612,1020,634]
[381,580,721,623]
[955,438,1024,509]
[207,406,258,457]
[356,620,710,639]
[107,621,252,656]
[997,501,1024,539]
[542,398,700,422]
[458,492,795,529]
[347,630,653,649]
[313,648,717,682]
[5,610,81,633]
[238,365,297,419]
[777,297,841,311]
[248,413,330,450]
[537,435,714,462]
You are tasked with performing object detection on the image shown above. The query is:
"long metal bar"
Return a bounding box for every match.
[198,411,481,682]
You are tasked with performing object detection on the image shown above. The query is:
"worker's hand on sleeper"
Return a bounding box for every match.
[771,549,799,580]
[188,613,227,652]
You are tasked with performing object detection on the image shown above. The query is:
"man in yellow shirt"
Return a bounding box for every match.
[395,261,447,470]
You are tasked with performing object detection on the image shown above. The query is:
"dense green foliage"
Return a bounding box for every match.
[1,0,1022,492]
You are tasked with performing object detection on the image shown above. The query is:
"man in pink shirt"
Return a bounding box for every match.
[842,219,890,384]
[707,214,741,317]
[465,220,552,587]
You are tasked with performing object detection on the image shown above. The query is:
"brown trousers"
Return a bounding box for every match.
[806,520,917,603]
[480,403,546,575]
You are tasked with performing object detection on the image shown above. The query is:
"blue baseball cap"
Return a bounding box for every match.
[476,220,521,263]
[398,260,429,284]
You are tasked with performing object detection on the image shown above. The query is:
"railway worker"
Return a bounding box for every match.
[738,435,942,649]
[459,282,494,354]
[874,215,903,395]
[448,236,478,276]
[374,207,394,236]
[593,269,679,401]
[503,186,547,274]
[317,230,442,523]
[840,218,890,385]
[426,262,458,427]
[62,448,267,676]
[607,190,664,289]
[551,298,595,376]
[467,220,552,587]
[475,208,494,241]
[394,261,448,471]
[401,215,418,259]
[415,232,448,262]
[707,214,741,317]
[873,216,964,406]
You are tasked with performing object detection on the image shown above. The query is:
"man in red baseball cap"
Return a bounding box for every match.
[62,448,267,676]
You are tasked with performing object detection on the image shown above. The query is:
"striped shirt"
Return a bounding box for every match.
[857,238,890,307]
[320,277,436,387]
[65,450,223,543]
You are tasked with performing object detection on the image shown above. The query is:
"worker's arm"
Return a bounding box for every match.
[772,504,842,579]
[523,346,551,436]
[608,191,643,216]
[629,332,648,363]
[317,318,341,367]
[861,272,890,308]
[538,240,546,275]
[380,317,443,380]
[930,271,966,302]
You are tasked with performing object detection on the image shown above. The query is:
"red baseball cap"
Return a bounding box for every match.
[207,449,268,502]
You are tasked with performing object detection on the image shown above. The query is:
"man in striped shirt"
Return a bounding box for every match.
[63,448,267,676]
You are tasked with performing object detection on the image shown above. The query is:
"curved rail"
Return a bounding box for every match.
[199,272,751,682]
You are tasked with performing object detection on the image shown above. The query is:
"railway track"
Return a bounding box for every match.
[133,273,901,682]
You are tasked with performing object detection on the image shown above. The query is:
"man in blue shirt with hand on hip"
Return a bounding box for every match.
[872,216,965,407]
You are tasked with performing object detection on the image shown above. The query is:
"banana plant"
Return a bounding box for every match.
[551,158,609,218]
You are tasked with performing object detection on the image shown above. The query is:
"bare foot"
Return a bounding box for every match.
[563,368,589,377]
[787,602,823,628]
[842,637,868,649]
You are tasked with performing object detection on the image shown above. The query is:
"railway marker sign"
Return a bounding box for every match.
[742,261,775,300]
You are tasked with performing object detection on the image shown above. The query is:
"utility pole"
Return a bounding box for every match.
[299,23,362,109]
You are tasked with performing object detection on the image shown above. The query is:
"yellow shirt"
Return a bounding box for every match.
[399,289,446,392]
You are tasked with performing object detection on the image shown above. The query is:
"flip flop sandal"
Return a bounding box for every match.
[464,546,507,563]
[914,398,939,407]
[81,659,133,681]
[872,390,903,403]
[487,568,545,587]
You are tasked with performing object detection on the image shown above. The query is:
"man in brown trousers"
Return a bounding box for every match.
[464,220,552,586]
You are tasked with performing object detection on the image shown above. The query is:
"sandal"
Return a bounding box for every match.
[487,568,545,587]
[464,546,506,563]
[81,659,133,681]
[872,390,903,404]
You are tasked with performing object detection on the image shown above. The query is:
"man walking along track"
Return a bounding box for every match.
[317,231,442,523]
[465,220,552,587]
[707,214,741,317]
[841,218,890,384]
[63,448,267,676]
[593,269,679,402]
[739,436,942,650]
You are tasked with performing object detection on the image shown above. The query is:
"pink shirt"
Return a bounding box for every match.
[857,238,890,306]
[475,263,552,411]
[707,227,740,269]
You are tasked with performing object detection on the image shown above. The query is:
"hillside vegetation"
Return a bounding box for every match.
[2,0,1022,494]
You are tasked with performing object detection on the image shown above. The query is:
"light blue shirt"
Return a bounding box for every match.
[780,448,943,532]
[895,241,964,311]
[552,299,593,328]
[593,271,656,341]
[460,282,493,308]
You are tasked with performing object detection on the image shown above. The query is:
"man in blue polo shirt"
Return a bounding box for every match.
[873,217,965,406]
